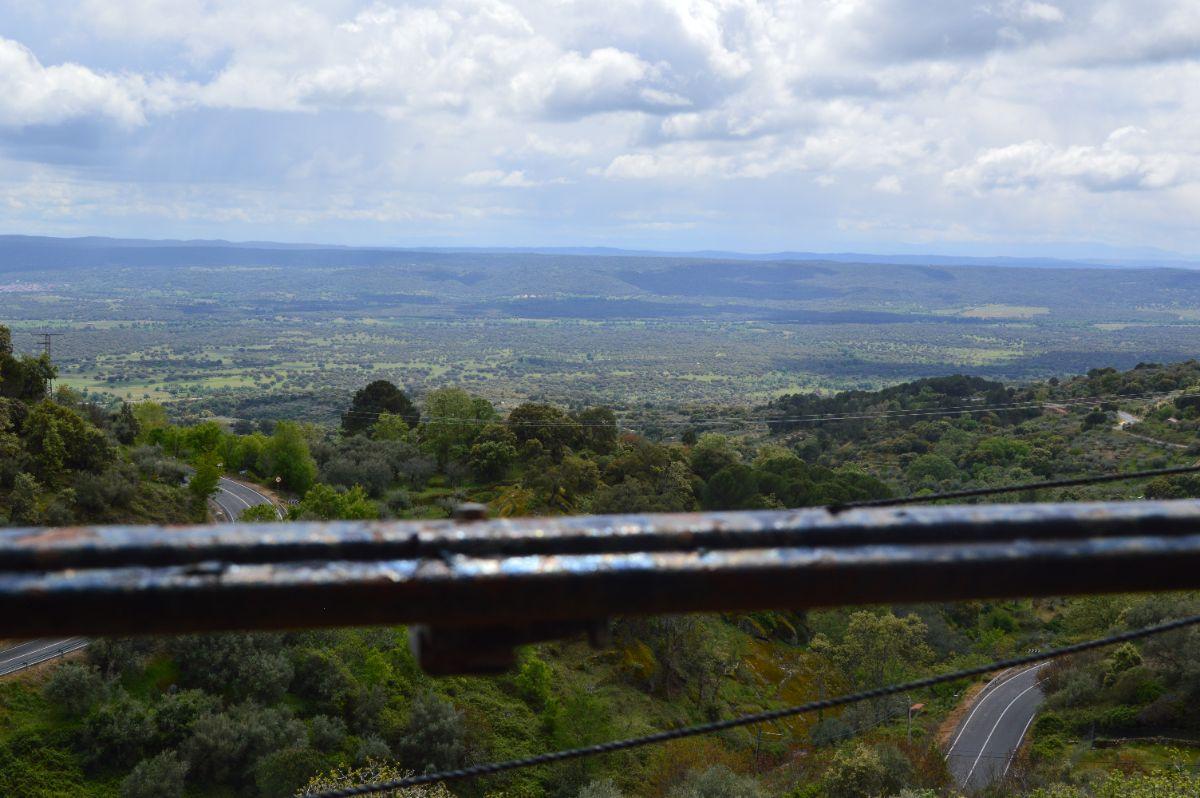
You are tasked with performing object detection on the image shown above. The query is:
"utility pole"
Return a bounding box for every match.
[33,332,64,397]
[34,331,63,360]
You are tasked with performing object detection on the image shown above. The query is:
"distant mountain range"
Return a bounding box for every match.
[1,234,1198,272]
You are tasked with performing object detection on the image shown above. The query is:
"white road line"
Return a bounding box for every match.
[964,682,1041,785]
[948,663,1044,754]
[0,639,75,665]
[217,485,253,509]
[1003,710,1038,777]
[219,479,283,518]
[0,638,89,675]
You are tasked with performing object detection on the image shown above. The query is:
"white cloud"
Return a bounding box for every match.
[1016,2,1065,23]
[874,175,903,194]
[948,130,1187,193]
[460,169,545,187]
[1,1,1199,252]
[0,37,156,128]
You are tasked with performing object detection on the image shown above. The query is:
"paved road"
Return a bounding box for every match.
[0,637,90,677]
[946,664,1046,792]
[211,476,284,521]
[0,477,278,679]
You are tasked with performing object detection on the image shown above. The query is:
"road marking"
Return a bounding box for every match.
[219,479,284,519]
[1003,710,1038,777]
[217,484,253,509]
[948,663,1044,755]
[964,682,1042,785]
[0,638,89,676]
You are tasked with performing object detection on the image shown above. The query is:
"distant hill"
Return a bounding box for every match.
[2,234,1198,272]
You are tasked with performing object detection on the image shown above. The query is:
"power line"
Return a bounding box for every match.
[309,612,1200,797]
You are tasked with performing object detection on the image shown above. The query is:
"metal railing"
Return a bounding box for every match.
[4,499,1200,672]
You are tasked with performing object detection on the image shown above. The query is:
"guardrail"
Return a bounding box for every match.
[4,499,1200,672]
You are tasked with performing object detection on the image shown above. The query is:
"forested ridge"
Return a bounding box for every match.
[2,321,1200,797]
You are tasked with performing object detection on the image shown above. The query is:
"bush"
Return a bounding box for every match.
[667,765,762,798]
[395,693,468,774]
[353,735,391,765]
[810,717,853,747]
[254,746,324,798]
[579,778,625,798]
[43,662,108,716]
[308,715,347,753]
[822,744,894,798]
[121,750,187,798]
[168,633,293,703]
[182,703,306,786]
[82,690,157,768]
[86,637,153,679]
[154,689,221,749]
[1096,704,1139,732]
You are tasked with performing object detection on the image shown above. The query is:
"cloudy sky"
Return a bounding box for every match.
[1,0,1198,255]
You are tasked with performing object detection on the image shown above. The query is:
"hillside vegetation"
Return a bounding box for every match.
[2,321,1199,797]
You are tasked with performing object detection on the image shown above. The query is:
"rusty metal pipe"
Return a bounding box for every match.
[2,502,1200,639]
[4,499,1200,572]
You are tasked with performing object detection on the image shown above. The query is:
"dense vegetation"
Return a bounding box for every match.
[2,323,1199,797]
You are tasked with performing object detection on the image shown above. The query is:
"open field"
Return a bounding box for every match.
[3,243,1200,422]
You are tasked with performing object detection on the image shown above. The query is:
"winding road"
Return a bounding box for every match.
[946,664,1046,792]
[0,477,279,678]
[210,476,285,522]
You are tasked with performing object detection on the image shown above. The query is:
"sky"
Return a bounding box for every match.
[0,0,1198,256]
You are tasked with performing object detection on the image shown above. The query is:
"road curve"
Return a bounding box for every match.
[211,476,284,521]
[946,663,1046,792]
[0,477,278,679]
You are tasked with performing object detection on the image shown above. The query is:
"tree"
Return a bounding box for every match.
[111,403,141,445]
[121,750,187,798]
[507,403,579,459]
[0,324,55,401]
[468,439,517,481]
[689,434,740,481]
[573,407,619,454]
[240,503,280,521]
[131,402,169,441]
[262,422,317,494]
[342,381,418,436]
[703,464,761,510]
[811,611,932,695]
[190,451,221,507]
[372,412,412,442]
[294,484,379,521]
[421,387,492,468]
[23,400,112,482]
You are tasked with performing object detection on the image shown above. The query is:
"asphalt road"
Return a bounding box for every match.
[211,476,284,521]
[0,637,90,677]
[946,663,1046,792]
[0,477,278,679]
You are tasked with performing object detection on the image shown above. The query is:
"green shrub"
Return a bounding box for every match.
[121,750,187,798]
